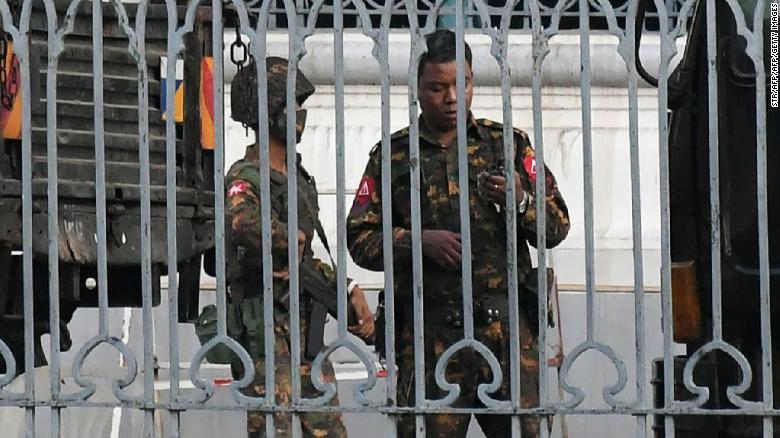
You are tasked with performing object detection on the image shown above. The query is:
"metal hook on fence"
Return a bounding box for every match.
[228,17,253,136]
[230,24,249,71]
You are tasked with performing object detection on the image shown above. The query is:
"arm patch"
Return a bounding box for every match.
[355,176,376,205]
[523,156,537,184]
[227,180,250,197]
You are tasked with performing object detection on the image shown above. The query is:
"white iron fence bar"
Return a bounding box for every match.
[499,54,523,433]
[248,0,278,433]
[168,411,180,438]
[8,394,780,416]
[258,20,278,438]
[496,22,523,438]
[402,1,436,436]
[245,0,279,431]
[17,0,34,435]
[500,50,522,438]
[527,2,549,433]
[283,12,303,422]
[124,0,155,432]
[280,0,310,432]
[455,0,475,340]
[578,0,596,354]
[374,5,399,435]
[705,0,722,344]
[43,1,61,436]
[6,398,780,414]
[625,0,648,433]
[163,0,181,431]
[654,0,686,434]
[334,0,348,341]
[94,0,109,344]
[212,0,228,344]
[378,28,399,438]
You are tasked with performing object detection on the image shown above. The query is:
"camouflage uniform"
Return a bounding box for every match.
[226,57,347,438]
[346,115,570,438]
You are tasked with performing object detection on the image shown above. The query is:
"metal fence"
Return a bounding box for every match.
[0,0,775,436]
[253,0,690,31]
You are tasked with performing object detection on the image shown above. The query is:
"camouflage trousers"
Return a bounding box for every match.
[395,308,542,438]
[235,324,348,438]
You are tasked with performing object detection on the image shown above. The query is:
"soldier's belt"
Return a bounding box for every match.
[427,296,510,329]
[476,295,510,325]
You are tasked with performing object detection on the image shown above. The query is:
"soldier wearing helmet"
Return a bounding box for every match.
[230,56,315,144]
[226,57,374,437]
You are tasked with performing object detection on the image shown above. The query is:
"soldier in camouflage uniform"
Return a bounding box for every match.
[227,57,375,438]
[346,30,570,437]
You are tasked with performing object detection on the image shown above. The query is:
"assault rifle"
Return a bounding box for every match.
[284,258,356,358]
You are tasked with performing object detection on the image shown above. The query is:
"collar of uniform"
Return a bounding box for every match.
[418,113,482,148]
[243,144,303,177]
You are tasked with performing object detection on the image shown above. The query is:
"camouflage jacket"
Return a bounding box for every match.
[225,144,337,303]
[346,116,570,307]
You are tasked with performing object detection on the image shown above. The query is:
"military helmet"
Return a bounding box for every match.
[230,56,315,129]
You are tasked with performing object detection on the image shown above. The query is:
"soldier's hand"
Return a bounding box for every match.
[421,230,461,270]
[273,269,290,281]
[479,171,525,206]
[297,230,306,262]
[348,286,375,339]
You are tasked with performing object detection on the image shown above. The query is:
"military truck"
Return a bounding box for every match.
[0,0,215,373]
[638,0,780,435]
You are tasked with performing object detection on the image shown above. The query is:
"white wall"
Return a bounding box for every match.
[225,83,665,291]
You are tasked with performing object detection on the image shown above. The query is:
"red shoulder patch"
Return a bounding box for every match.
[355,176,375,205]
[227,180,250,197]
[523,156,537,184]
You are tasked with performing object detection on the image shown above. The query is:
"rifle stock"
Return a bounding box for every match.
[298,259,357,358]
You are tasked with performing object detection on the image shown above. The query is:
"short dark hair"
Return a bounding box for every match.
[418,29,472,78]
